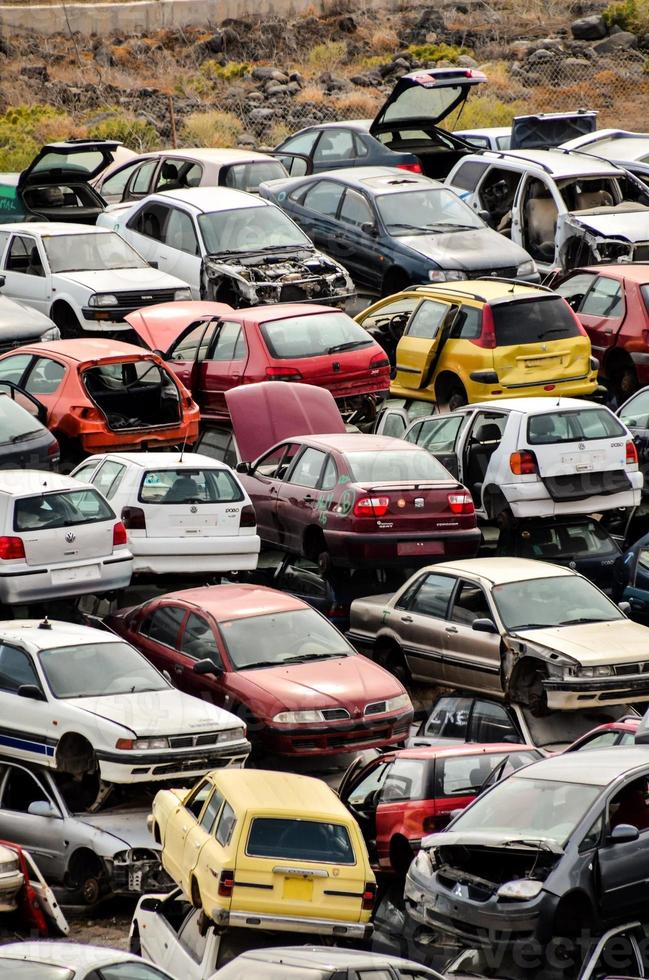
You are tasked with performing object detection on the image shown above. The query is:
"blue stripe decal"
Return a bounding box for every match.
[0,733,55,757]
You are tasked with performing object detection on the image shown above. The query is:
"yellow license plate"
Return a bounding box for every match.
[282,877,313,901]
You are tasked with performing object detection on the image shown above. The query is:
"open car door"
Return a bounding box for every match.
[0,380,47,425]
[393,299,457,392]
[266,151,313,178]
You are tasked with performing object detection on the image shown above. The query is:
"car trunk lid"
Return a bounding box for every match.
[13,487,116,566]
[134,466,246,539]
[81,356,182,432]
[370,68,487,134]
[355,481,473,551]
[18,140,121,189]
[511,111,597,150]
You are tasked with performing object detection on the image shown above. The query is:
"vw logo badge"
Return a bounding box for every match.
[65,531,76,543]
[190,505,198,514]
[578,442,585,450]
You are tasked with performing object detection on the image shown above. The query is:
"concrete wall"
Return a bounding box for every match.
[0,0,363,36]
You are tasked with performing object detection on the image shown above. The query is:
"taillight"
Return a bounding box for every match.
[121,506,146,530]
[362,882,377,910]
[218,869,235,897]
[239,504,256,527]
[47,438,59,456]
[397,162,423,173]
[353,496,389,518]
[70,405,102,421]
[0,536,25,560]
[423,812,453,833]
[470,304,496,349]
[370,352,390,372]
[448,491,474,514]
[112,522,128,546]
[510,450,538,475]
[265,366,303,381]
[627,440,638,465]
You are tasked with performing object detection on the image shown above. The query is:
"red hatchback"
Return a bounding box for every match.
[339,743,540,873]
[106,583,414,757]
[230,382,480,569]
[127,300,390,420]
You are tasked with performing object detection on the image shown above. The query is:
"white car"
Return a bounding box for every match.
[0,942,176,979]
[454,127,512,151]
[378,397,643,522]
[71,451,260,575]
[0,222,192,338]
[0,471,133,604]
[0,619,250,784]
[0,843,24,911]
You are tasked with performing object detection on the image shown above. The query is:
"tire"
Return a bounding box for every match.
[51,303,83,340]
[447,386,468,411]
[518,665,549,717]
[67,852,105,906]
[382,269,410,297]
[390,836,414,876]
[378,643,410,685]
[609,362,638,405]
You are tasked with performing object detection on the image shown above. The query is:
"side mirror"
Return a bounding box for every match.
[149,260,159,269]
[193,658,223,677]
[478,209,493,227]
[0,275,5,288]
[618,600,631,615]
[361,222,378,238]
[139,896,161,913]
[472,618,498,634]
[28,800,58,818]
[235,461,251,475]
[18,684,46,701]
[608,823,639,845]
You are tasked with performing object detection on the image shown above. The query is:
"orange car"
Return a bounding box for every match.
[0,339,199,465]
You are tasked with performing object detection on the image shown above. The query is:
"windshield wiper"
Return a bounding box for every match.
[557,617,611,626]
[327,340,372,354]
[384,223,431,232]
[511,623,553,630]
[282,653,345,664]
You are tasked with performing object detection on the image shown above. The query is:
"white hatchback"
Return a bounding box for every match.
[0,471,133,604]
[71,452,260,575]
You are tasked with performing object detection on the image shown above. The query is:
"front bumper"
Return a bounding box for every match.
[264,708,412,756]
[545,673,649,709]
[82,306,162,328]
[0,552,133,604]
[130,534,261,576]
[96,737,251,784]
[324,527,481,568]
[212,908,373,938]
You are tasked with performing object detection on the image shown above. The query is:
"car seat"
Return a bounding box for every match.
[528,415,557,444]
[158,161,181,191]
[524,184,558,262]
[530,526,561,558]
[163,475,199,502]
[466,423,502,499]
[574,189,614,210]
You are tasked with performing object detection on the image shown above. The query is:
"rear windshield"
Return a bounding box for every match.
[491,296,581,346]
[138,468,243,504]
[527,408,625,444]
[14,489,114,531]
[0,396,42,443]
[517,520,616,560]
[0,965,72,980]
[260,312,373,360]
[223,161,287,192]
[246,818,355,864]
[346,449,452,483]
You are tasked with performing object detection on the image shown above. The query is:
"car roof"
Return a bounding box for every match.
[316,119,373,132]
[90,451,229,470]
[234,946,433,970]
[462,148,625,178]
[390,742,533,761]
[576,262,649,284]
[0,222,114,237]
[0,471,92,495]
[0,942,142,970]
[13,338,157,361]
[153,583,309,620]
[410,280,554,303]
[428,556,575,585]
[206,769,349,818]
[320,167,440,192]
[516,746,649,785]
[579,136,649,161]
[0,619,121,652]
[247,304,341,323]
[299,433,431,453]
[154,187,269,212]
[470,396,603,414]
[141,148,280,164]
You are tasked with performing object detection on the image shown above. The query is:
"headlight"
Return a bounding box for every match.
[412,849,435,878]
[0,856,20,875]
[273,709,329,724]
[428,269,467,282]
[40,325,61,342]
[219,727,247,742]
[115,737,170,750]
[385,693,413,713]
[174,288,192,301]
[516,260,537,277]
[497,879,543,901]
[577,666,613,678]
[89,293,119,307]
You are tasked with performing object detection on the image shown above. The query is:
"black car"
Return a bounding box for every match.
[405,746,649,953]
[0,386,59,469]
[0,286,59,354]
[273,120,423,177]
[261,167,537,296]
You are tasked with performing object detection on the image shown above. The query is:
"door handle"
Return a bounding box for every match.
[445,626,459,633]
[304,494,315,501]
[603,328,613,335]
[401,616,413,623]
[270,486,278,494]
[173,665,183,674]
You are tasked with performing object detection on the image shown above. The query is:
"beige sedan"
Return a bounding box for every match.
[347,556,649,713]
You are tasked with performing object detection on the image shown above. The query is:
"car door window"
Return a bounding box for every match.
[140,605,186,648]
[477,166,523,225]
[423,696,473,739]
[181,613,220,663]
[99,160,143,201]
[128,202,171,241]
[164,207,200,256]
[199,788,224,831]
[406,301,449,340]
[347,762,391,806]
[408,573,456,618]
[381,758,426,803]
[620,390,649,428]
[73,461,99,483]
[178,909,210,965]
[301,180,345,217]
[214,800,236,846]
[452,160,490,192]
[0,643,40,693]
[381,411,407,438]
[580,276,623,318]
[280,131,318,156]
[126,159,158,198]
[1,766,56,813]
[449,305,482,339]
[0,354,32,385]
[339,189,373,228]
[313,129,356,164]
[359,296,419,334]
[87,965,173,980]
[5,235,43,275]
[469,701,516,742]
[209,322,247,361]
[321,455,338,491]
[584,930,642,979]
[410,415,464,453]
[170,321,219,362]
[185,778,212,819]
[286,447,327,488]
[609,775,649,832]
[155,159,202,194]
[554,272,597,312]
[352,971,393,980]
[449,580,492,626]
[91,460,126,500]
[575,731,622,751]
[254,443,300,480]
[23,357,65,395]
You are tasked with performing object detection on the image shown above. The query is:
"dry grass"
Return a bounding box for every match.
[181,109,243,147]
[331,90,381,117]
[370,29,400,53]
[307,40,347,70]
[267,120,292,144]
[295,84,331,105]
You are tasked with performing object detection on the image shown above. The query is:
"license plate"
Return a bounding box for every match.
[524,356,560,370]
[398,541,444,557]
[51,564,99,585]
[283,877,313,902]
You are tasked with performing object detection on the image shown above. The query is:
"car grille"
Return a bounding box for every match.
[0,334,41,354]
[365,700,388,716]
[168,730,240,749]
[473,267,518,279]
[116,289,178,307]
[613,663,648,675]
[322,708,351,721]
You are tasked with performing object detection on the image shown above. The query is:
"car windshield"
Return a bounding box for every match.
[39,641,169,698]
[0,965,73,980]
[198,205,310,254]
[491,297,581,345]
[376,187,484,234]
[218,608,352,670]
[260,311,373,359]
[13,489,114,531]
[346,449,452,482]
[526,408,625,444]
[42,232,148,273]
[138,468,243,504]
[492,575,623,631]
[0,396,42,443]
[247,817,355,863]
[449,775,600,845]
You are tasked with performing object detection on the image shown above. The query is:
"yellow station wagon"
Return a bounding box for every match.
[150,769,376,938]
[356,280,599,409]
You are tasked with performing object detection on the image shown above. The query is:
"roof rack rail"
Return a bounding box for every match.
[474,276,554,293]
[476,150,555,174]
[413,283,490,302]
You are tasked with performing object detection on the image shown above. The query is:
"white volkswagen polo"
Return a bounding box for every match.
[0,619,250,784]
[71,452,260,575]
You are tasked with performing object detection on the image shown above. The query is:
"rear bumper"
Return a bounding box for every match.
[130,535,261,575]
[79,424,199,455]
[324,528,481,568]
[263,709,412,756]
[545,673,649,709]
[502,475,642,519]
[212,908,373,938]
[0,552,133,604]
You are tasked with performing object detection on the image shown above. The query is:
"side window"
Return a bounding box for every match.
[281,130,318,156]
[313,129,356,163]
[301,180,345,217]
[286,447,327,488]
[99,161,142,201]
[580,813,603,851]
[406,301,449,341]
[452,160,490,192]
[210,322,247,362]
[215,801,236,846]
[409,573,455,618]
[72,461,99,483]
[178,910,210,965]
[339,189,373,228]
[580,276,623,318]
[5,236,43,276]
[608,775,649,833]
[127,159,158,198]
[353,133,369,158]
[184,779,212,819]
[0,354,32,385]
[128,202,170,242]
[321,455,338,491]
[155,159,202,193]
[1,767,56,814]
[23,357,65,395]
[196,426,237,468]
[358,296,419,334]
[200,788,224,831]
[0,231,11,261]
[164,208,200,256]
[468,411,506,445]
[140,605,186,648]
[380,758,426,803]
[477,166,523,219]
[469,701,516,742]
[170,321,219,362]
[181,613,221,664]
[91,460,126,500]
[449,580,492,626]
[253,443,299,480]
[424,696,472,739]
[0,644,40,693]
[449,305,482,340]
[347,762,391,806]
[415,415,464,453]
[554,272,597,312]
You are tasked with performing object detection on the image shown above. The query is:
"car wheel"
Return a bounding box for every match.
[381,645,410,685]
[447,386,468,411]
[52,303,83,340]
[522,666,549,717]
[389,836,414,876]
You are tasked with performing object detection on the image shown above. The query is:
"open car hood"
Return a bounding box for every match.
[370,68,487,134]
[18,140,122,189]
[226,381,345,462]
[125,301,233,353]
[511,111,597,150]
[421,829,564,853]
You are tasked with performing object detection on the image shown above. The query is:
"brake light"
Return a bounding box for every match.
[239,504,256,527]
[423,813,451,833]
[397,162,423,174]
[353,496,390,517]
[0,536,25,560]
[112,522,128,546]
[121,506,146,530]
[370,352,390,370]
[470,304,495,349]
[265,366,303,381]
[47,438,59,456]
[447,491,474,514]
[510,450,538,475]
[70,405,102,421]
[218,869,235,897]
[626,440,638,465]
[362,882,377,910]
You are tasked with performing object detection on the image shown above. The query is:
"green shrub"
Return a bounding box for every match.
[307,40,347,70]
[88,113,159,152]
[406,42,472,63]
[603,0,649,32]
[440,94,528,130]
[181,109,243,147]
[200,59,251,81]
[0,105,76,171]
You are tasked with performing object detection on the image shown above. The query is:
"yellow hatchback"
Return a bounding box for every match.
[151,769,375,938]
[356,280,599,409]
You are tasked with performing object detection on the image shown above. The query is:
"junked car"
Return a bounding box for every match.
[0,289,59,353]
[347,556,649,713]
[151,768,376,936]
[215,947,449,980]
[0,389,59,470]
[0,942,179,980]
[98,187,354,308]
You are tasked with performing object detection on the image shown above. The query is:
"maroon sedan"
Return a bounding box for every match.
[106,583,413,756]
[229,382,481,569]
